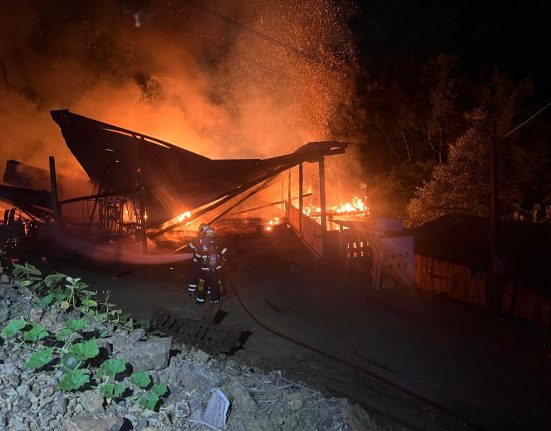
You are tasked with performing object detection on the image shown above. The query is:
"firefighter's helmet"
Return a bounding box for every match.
[198,223,208,233]
[205,228,216,238]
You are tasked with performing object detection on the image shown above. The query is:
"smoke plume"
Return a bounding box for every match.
[0,0,357,183]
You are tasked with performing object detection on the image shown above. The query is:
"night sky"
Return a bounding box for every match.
[354,0,551,89]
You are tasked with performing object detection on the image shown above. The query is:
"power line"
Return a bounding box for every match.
[180,27,343,97]
[183,0,351,79]
[503,101,551,138]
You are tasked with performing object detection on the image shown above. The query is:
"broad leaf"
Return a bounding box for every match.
[70,340,99,361]
[37,294,54,308]
[99,358,126,378]
[100,383,126,399]
[82,299,97,308]
[55,328,73,340]
[151,384,168,397]
[66,319,88,332]
[59,369,90,391]
[52,289,68,303]
[24,348,54,369]
[1,319,27,338]
[138,392,159,411]
[129,371,151,388]
[44,273,67,288]
[23,323,48,342]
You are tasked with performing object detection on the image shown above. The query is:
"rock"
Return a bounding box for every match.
[52,396,68,415]
[41,395,54,406]
[65,413,124,431]
[158,411,172,427]
[128,328,146,343]
[115,337,172,371]
[225,383,257,415]
[39,307,64,331]
[135,417,148,431]
[28,306,44,322]
[96,339,112,355]
[79,390,104,413]
[0,273,10,284]
[17,398,31,410]
[189,348,210,363]
[40,385,56,398]
[346,402,377,431]
[173,400,191,418]
[16,384,30,397]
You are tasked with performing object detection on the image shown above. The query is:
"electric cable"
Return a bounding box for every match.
[183,0,351,78]
[503,101,551,138]
[226,276,482,431]
[180,27,342,97]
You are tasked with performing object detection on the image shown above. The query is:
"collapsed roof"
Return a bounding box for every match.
[50,110,347,226]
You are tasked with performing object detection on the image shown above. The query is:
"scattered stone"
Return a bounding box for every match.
[65,413,124,431]
[0,273,10,284]
[52,395,68,415]
[79,389,105,413]
[115,337,172,371]
[174,400,191,418]
[158,411,172,427]
[28,306,44,322]
[17,398,31,410]
[189,348,210,363]
[16,384,30,397]
[40,384,56,398]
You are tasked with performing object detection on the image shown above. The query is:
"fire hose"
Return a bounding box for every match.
[226,277,482,431]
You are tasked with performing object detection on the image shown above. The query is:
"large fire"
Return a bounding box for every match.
[303,196,368,218]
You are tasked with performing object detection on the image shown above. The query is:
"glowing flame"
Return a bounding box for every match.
[303,197,368,217]
[176,211,191,223]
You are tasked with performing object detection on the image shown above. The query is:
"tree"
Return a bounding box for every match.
[405,71,533,227]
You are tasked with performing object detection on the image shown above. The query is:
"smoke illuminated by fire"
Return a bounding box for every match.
[0,0,357,184]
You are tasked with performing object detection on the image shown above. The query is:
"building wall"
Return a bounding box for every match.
[415,254,488,306]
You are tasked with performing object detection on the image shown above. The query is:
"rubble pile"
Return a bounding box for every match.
[0,275,378,430]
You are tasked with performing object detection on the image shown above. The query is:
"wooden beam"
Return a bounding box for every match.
[318,157,327,257]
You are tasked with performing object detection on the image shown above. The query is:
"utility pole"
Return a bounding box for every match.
[49,156,62,219]
[319,157,327,258]
[298,162,303,238]
[489,124,500,310]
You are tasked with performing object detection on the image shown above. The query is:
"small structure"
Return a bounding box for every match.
[414,214,551,327]
[332,218,415,288]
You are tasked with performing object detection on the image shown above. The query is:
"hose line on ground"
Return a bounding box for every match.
[227,278,481,431]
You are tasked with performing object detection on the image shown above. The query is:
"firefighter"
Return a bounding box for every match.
[196,228,226,305]
[187,223,209,294]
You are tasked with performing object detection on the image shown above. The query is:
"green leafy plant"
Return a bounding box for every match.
[22,323,48,342]
[99,358,126,379]
[1,319,27,338]
[5,266,171,412]
[101,383,126,401]
[59,369,90,391]
[138,392,160,411]
[66,319,88,332]
[129,371,151,388]
[151,384,168,397]
[71,340,99,361]
[24,348,54,369]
